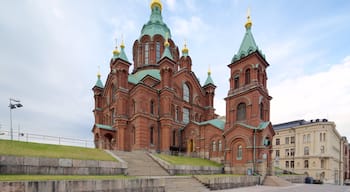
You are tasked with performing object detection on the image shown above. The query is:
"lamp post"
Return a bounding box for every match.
[9,98,23,140]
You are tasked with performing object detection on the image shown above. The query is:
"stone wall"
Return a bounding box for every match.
[0,155,127,175]
[194,175,261,190]
[149,154,223,175]
[278,175,306,183]
[0,178,165,192]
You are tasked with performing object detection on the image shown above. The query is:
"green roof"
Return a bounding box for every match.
[231,26,265,63]
[140,4,171,39]
[95,124,114,131]
[128,69,161,84]
[196,119,225,130]
[119,46,129,62]
[204,72,214,86]
[95,76,104,88]
[237,121,270,130]
[161,45,173,60]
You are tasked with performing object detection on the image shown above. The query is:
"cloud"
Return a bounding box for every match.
[165,0,176,11]
[170,16,208,43]
[270,56,350,137]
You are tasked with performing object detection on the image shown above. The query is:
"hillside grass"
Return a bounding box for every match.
[155,154,222,167]
[0,175,132,181]
[0,140,115,161]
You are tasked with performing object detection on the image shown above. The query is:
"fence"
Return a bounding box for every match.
[0,130,95,148]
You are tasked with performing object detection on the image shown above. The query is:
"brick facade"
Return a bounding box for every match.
[92,0,275,175]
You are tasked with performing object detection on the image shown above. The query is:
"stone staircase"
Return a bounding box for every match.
[165,177,210,192]
[263,176,293,187]
[111,151,169,176]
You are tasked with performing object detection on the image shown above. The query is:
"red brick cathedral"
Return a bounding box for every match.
[92,0,275,175]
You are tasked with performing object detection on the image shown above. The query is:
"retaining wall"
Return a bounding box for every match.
[149,154,223,175]
[278,175,306,183]
[0,155,127,175]
[0,178,165,192]
[195,175,261,190]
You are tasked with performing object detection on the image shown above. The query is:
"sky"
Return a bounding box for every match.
[1,0,350,144]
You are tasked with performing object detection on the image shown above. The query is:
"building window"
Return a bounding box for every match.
[172,130,176,146]
[218,140,222,152]
[304,160,309,168]
[290,148,295,156]
[245,69,250,85]
[237,145,242,160]
[307,134,311,143]
[133,127,136,144]
[320,133,326,142]
[285,149,290,157]
[212,141,216,152]
[236,103,246,121]
[183,83,190,102]
[320,145,325,153]
[321,159,325,169]
[291,161,294,168]
[291,136,295,144]
[276,150,280,157]
[257,69,260,83]
[175,107,180,121]
[112,85,117,102]
[132,99,136,114]
[150,127,154,145]
[111,108,115,124]
[145,43,149,65]
[304,146,309,155]
[156,42,160,62]
[150,100,154,115]
[276,138,280,145]
[285,137,289,144]
[303,135,307,143]
[285,161,289,168]
[183,108,189,124]
[260,103,264,120]
[234,76,239,89]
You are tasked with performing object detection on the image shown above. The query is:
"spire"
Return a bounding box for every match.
[112,39,120,60]
[232,8,264,63]
[204,66,215,86]
[95,68,104,88]
[119,36,129,62]
[161,32,173,60]
[141,0,171,39]
[182,40,189,57]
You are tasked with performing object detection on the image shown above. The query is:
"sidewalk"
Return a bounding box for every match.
[216,184,350,192]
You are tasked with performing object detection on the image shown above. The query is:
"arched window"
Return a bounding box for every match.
[212,141,216,152]
[304,146,309,155]
[183,83,190,102]
[237,103,246,121]
[172,130,176,146]
[218,140,222,152]
[133,127,136,144]
[183,108,190,124]
[145,43,149,65]
[234,76,239,89]
[156,42,161,62]
[257,69,260,83]
[132,100,136,114]
[237,145,242,160]
[245,69,250,85]
[150,100,154,115]
[260,103,264,120]
[150,127,154,145]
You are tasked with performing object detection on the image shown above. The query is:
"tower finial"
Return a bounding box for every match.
[164,32,170,47]
[245,7,252,29]
[208,65,211,75]
[121,34,125,48]
[182,39,189,55]
[97,66,101,78]
[150,0,162,11]
[113,38,120,55]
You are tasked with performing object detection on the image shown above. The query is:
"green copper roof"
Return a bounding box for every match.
[119,46,129,62]
[140,4,171,39]
[161,45,173,60]
[196,119,225,130]
[237,121,270,130]
[95,75,104,88]
[204,72,214,86]
[96,124,114,131]
[128,69,161,84]
[231,26,265,63]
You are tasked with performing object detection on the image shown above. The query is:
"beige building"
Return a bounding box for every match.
[272,119,346,184]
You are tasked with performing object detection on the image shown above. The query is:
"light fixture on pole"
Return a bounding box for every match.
[9,98,23,140]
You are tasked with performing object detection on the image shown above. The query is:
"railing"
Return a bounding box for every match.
[0,130,94,148]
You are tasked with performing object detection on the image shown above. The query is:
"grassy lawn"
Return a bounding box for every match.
[0,140,115,161]
[155,154,222,167]
[0,175,132,181]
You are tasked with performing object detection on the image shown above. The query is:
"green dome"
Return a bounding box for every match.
[140,3,171,39]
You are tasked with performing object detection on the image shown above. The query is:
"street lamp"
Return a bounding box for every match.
[9,98,23,140]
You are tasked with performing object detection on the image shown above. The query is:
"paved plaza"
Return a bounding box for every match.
[217,184,350,192]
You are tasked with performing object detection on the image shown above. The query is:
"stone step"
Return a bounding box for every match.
[263,176,293,187]
[165,177,210,192]
[110,151,169,176]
